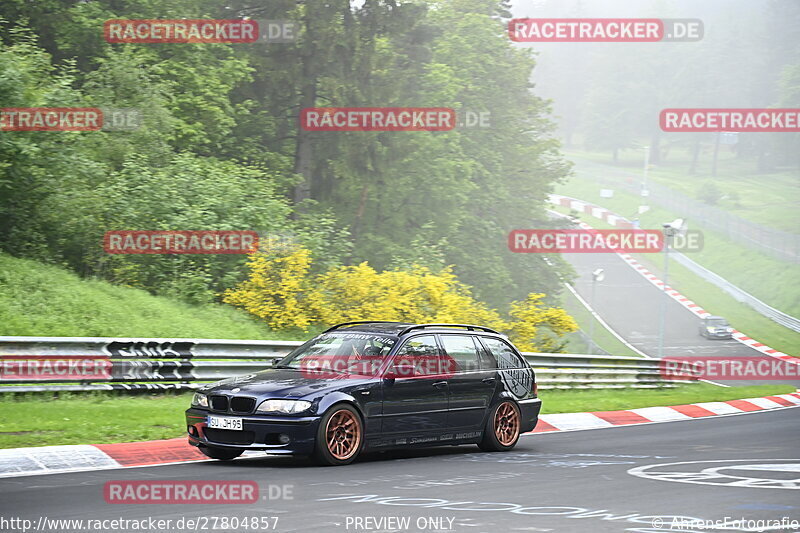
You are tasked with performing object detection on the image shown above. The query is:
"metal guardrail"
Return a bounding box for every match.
[0,337,692,393]
[670,252,800,332]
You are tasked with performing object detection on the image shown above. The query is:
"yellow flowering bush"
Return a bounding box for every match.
[314,263,507,330]
[222,247,323,330]
[506,293,579,352]
[223,247,577,352]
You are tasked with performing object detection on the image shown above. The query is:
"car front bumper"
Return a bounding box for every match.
[518,397,542,433]
[707,332,733,339]
[185,408,321,455]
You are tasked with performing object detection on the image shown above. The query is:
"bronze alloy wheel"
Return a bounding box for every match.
[325,408,361,460]
[494,401,520,446]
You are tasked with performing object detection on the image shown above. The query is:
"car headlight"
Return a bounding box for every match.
[191,393,208,408]
[726,327,733,332]
[706,327,715,332]
[256,399,312,414]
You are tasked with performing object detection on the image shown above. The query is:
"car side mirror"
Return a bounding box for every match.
[271,358,280,367]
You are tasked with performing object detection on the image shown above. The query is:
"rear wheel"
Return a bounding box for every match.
[479,400,521,452]
[199,446,243,461]
[314,404,363,466]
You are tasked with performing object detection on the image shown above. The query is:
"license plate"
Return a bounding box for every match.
[207,415,243,431]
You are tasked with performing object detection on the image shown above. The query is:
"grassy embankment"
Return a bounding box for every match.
[0,252,305,339]
[563,148,799,232]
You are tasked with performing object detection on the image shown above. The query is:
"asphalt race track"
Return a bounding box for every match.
[564,249,800,387]
[566,250,755,359]
[562,155,799,366]
[1,409,798,533]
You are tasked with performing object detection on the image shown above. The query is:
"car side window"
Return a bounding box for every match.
[439,335,480,372]
[392,335,441,376]
[482,337,525,369]
[475,337,498,370]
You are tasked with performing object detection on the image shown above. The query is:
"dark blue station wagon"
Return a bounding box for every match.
[186,322,541,465]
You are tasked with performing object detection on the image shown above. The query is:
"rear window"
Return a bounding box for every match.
[439,334,481,372]
[481,337,526,369]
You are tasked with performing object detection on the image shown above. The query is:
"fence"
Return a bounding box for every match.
[0,336,693,393]
[670,252,800,332]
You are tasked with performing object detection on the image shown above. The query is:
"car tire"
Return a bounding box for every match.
[478,400,521,452]
[199,446,243,461]
[313,403,364,466]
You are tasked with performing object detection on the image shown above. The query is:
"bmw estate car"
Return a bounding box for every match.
[186,322,541,465]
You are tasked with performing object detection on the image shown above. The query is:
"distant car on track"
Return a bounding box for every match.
[698,316,734,339]
[186,322,541,465]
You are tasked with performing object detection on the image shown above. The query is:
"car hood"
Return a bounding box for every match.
[197,367,376,399]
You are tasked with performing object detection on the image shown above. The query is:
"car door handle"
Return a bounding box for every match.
[432,381,448,388]
[481,377,496,384]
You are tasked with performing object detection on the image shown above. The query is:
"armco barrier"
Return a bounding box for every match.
[0,336,692,393]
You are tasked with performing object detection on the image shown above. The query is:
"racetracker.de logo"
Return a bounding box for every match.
[509,18,703,43]
[660,357,800,381]
[1,108,102,131]
[104,19,259,43]
[1,108,142,131]
[300,353,459,380]
[104,480,259,504]
[509,229,664,253]
[0,357,111,381]
[300,107,456,131]
[660,109,800,132]
[104,230,259,254]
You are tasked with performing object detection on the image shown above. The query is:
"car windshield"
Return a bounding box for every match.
[708,319,728,327]
[277,333,397,375]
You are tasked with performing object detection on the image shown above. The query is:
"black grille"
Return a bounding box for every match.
[209,395,229,411]
[205,428,255,445]
[230,397,256,413]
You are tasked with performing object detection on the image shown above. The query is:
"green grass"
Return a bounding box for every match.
[539,384,796,414]
[0,392,194,449]
[0,385,794,449]
[563,148,800,232]
[0,253,305,339]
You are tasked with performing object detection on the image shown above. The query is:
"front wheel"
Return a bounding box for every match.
[314,404,364,466]
[199,446,243,461]
[479,400,521,452]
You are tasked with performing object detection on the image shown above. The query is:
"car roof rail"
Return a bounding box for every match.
[323,321,406,333]
[399,323,502,336]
